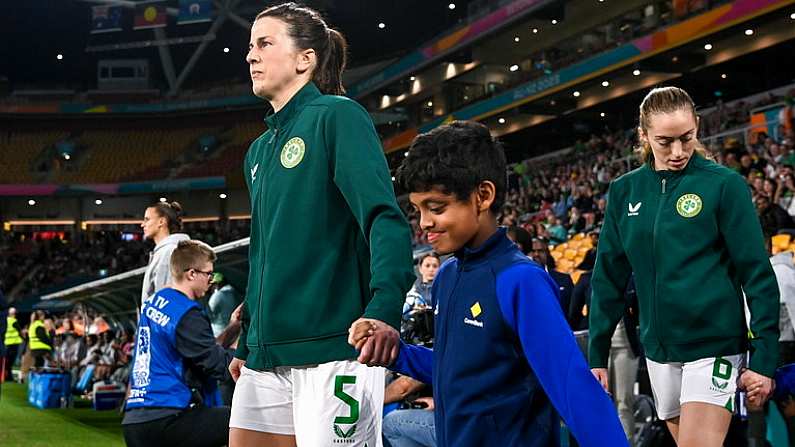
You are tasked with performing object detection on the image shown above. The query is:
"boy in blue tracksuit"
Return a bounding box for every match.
[351,121,626,447]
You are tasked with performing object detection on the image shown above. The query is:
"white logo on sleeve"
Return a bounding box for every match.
[132,326,151,388]
[250,163,259,181]
[628,202,642,217]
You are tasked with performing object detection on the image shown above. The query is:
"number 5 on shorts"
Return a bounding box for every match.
[334,375,360,425]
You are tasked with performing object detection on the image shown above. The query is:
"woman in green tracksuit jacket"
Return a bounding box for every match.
[588,87,779,447]
[227,4,415,447]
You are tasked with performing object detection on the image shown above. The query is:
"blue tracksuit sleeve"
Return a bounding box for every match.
[390,340,433,385]
[496,264,628,447]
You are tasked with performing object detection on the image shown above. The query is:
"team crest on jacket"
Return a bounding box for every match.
[281,137,305,168]
[676,193,702,218]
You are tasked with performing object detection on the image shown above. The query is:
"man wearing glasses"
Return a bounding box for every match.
[123,240,240,447]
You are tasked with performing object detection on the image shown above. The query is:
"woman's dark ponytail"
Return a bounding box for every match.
[316,28,347,95]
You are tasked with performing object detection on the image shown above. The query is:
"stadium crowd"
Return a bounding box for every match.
[3,306,131,388]
[0,219,251,302]
[402,97,795,250]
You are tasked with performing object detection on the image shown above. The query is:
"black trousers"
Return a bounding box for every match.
[123,406,231,447]
[31,349,50,368]
[4,344,19,380]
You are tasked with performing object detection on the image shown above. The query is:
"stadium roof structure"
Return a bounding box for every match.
[36,237,251,322]
[2,0,482,97]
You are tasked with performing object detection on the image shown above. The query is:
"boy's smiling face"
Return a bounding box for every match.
[409,183,496,255]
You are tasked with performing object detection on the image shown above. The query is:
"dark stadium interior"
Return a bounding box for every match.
[1,0,481,91]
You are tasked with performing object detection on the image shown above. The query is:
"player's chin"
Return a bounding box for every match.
[430,240,456,256]
[251,83,269,99]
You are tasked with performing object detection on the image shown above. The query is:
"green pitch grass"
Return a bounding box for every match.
[0,381,124,447]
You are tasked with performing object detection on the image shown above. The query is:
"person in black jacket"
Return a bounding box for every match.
[532,238,575,317]
[610,277,642,444]
[506,227,574,318]
[569,251,595,331]
[569,249,642,444]
[756,194,795,239]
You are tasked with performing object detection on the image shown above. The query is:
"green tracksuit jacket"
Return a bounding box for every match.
[588,154,780,377]
[236,82,415,369]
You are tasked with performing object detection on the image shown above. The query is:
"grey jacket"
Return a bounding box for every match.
[141,233,190,303]
[771,251,795,342]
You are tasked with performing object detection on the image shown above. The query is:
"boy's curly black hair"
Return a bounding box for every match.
[395,120,506,213]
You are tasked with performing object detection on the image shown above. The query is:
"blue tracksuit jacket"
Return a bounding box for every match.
[392,228,627,446]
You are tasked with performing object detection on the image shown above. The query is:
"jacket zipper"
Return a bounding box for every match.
[438,266,463,447]
[651,177,667,358]
[257,126,278,361]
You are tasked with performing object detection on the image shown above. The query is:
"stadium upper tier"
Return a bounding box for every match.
[55,127,214,184]
[0,112,265,185]
[3,0,792,124]
[0,131,69,184]
[0,82,790,187]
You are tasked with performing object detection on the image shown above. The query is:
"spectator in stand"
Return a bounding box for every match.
[402,253,440,320]
[756,194,795,239]
[762,178,776,200]
[546,216,568,244]
[568,206,586,234]
[506,227,574,319]
[382,375,435,447]
[78,333,99,377]
[568,249,596,330]
[95,330,115,380]
[775,172,795,215]
[530,236,575,318]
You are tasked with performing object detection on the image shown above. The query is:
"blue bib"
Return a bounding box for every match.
[126,288,200,410]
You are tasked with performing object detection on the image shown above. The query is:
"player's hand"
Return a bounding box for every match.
[591,368,609,392]
[230,304,243,324]
[348,319,377,349]
[229,357,246,382]
[353,319,400,367]
[415,396,435,411]
[740,369,775,407]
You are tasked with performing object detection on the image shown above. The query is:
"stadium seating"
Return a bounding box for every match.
[54,127,218,184]
[177,121,264,179]
[0,130,68,183]
[0,117,263,185]
[551,233,593,282]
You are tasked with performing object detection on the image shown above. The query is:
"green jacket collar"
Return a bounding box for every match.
[644,153,707,179]
[264,82,322,130]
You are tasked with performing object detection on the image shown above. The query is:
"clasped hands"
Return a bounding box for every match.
[347,318,400,367]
